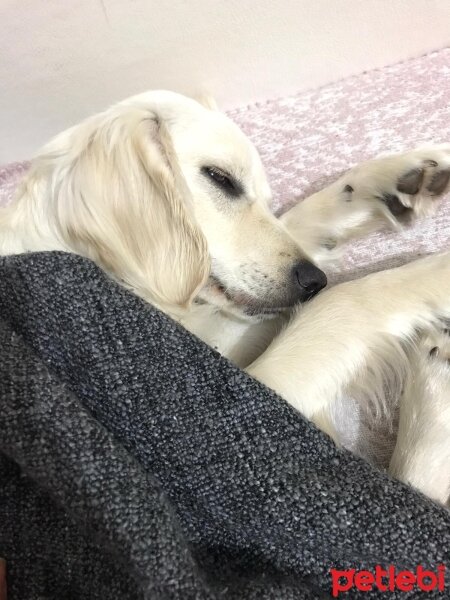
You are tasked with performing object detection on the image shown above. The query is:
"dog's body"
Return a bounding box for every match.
[1,91,450,504]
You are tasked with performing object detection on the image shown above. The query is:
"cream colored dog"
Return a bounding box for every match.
[1,91,449,504]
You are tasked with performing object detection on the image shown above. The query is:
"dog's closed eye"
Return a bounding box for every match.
[201,166,244,198]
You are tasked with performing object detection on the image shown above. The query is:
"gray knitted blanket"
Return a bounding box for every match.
[0,252,448,599]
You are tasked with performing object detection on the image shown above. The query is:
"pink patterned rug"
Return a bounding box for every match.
[227,48,450,282]
[1,48,450,466]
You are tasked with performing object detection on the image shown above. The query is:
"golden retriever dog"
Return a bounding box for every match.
[1,91,449,504]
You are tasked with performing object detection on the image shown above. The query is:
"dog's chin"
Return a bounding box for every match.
[197,276,288,322]
[223,300,284,322]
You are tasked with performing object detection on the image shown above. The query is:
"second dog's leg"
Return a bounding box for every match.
[247,252,450,434]
[389,330,450,505]
[281,146,450,267]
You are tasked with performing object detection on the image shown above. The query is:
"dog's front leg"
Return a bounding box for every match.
[281,146,450,267]
[247,252,450,437]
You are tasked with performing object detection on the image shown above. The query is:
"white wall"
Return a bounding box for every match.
[1,0,449,163]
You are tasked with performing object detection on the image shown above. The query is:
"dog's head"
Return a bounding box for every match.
[24,91,326,319]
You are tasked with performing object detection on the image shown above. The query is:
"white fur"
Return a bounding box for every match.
[2,90,450,505]
[389,330,450,505]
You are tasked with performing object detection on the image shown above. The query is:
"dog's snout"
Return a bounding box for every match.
[292,260,327,301]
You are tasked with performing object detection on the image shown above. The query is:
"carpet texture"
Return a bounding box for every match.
[0,251,449,600]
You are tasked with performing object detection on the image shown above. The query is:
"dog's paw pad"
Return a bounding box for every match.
[397,168,424,195]
[365,146,450,223]
[425,328,450,365]
[429,346,440,358]
[394,153,450,203]
[426,169,450,196]
[379,193,411,218]
[423,159,438,167]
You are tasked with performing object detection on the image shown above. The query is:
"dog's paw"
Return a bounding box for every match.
[343,145,450,225]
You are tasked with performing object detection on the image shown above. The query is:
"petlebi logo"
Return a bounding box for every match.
[330,565,446,597]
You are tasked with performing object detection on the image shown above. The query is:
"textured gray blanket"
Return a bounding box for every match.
[0,252,448,599]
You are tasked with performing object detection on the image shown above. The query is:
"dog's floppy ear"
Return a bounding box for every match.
[194,93,219,111]
[31,107,210,310]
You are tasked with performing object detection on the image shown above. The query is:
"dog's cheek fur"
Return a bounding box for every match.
[12,109,210,312]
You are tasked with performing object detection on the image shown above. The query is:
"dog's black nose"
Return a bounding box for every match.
[293,260,327,301]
